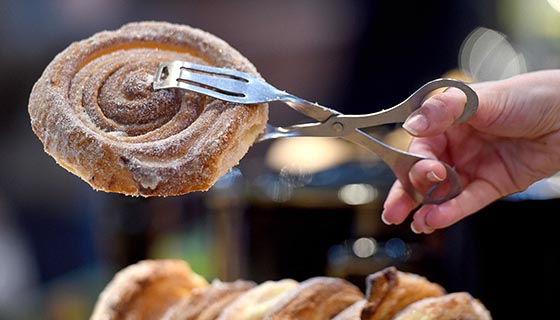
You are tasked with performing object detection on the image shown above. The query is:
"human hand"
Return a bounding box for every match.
[382,70,560,233]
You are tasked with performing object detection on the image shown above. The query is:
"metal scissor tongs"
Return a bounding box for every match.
[153,61,478,204]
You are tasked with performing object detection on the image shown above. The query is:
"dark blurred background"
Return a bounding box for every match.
[1,0,559,319]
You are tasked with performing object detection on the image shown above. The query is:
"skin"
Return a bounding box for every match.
[381,69,560,234]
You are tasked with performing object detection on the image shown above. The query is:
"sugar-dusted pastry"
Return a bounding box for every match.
[162,279,256,320]
[90,259,208,320]
[393,292,492,320]
[359,266,446,320]
[28,21,268,196]
[264,277,364,320]
[216,279,299,320]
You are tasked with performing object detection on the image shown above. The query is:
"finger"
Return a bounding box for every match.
[383,158,449,227]
[409,158,463,203]
[409,159,447,190]
[408,135,449,161]
[411,208,435,234]
[403,89,468,137]
[382,180,419,225]
[412,179,503,231]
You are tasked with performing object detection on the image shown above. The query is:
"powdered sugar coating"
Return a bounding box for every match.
[28,21,268,196]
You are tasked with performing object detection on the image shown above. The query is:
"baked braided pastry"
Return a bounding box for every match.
[29,21,268,196]
[90,260,492,320]
[90,260,208,319]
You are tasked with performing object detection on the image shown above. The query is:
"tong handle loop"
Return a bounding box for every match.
[332,78,478,132]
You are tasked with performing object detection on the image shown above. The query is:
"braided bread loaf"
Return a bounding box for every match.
[90,260,492,320]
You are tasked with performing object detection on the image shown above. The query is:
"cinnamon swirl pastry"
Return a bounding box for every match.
[29,21,268,196]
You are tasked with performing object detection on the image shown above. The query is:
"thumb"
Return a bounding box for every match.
[403,88,470,137]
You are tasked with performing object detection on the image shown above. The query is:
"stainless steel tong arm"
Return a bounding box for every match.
[277,78,478,138]
[153,61,479,204]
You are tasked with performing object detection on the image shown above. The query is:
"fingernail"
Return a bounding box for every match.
[411,223,434,234]
[403,114,428,135]
[424,228,435,234]
[427,171,444,182]
[410,223,421,234]
[381,212,392,225]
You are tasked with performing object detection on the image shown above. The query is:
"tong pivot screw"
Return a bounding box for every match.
[332,122,344,133]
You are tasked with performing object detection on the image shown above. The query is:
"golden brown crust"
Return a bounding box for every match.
[264,277,364,320]
[393,292,492,320]
[28,21,268,196]
[216,279,299,320]
[89,262,491,320]
[90,259,208,320]
[331,299,367,320]
[162,280,256,320]
[360,267,446,320]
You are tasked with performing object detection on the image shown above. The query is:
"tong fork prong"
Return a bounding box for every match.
[154,61,338,121]
[169,61,252,79]
[153,61,284,104]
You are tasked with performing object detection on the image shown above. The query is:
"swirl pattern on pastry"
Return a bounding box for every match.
[29,21,268,196]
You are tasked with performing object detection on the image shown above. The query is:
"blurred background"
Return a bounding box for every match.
[1,0,560,319]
